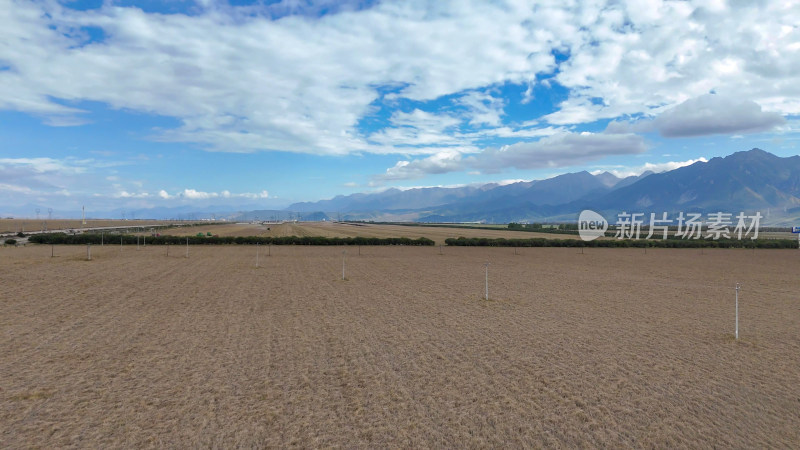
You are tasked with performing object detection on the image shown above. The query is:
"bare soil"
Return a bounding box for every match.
[0,219,184,235]
[159,221,569,245]
[1,244,799,447]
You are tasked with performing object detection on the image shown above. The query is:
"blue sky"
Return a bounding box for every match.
[1,0,799,217]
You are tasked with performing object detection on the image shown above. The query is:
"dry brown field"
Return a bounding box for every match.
[2,244,799,447]
[158,221,570,245]
[0,219,185,235]
[153,222,800,243]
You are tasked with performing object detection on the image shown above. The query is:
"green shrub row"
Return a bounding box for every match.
[28,233,435,246]
[445,236,799,249]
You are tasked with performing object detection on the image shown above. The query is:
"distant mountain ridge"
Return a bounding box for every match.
[8,149,798,225]
[586,149,800,214]
[287,170,634,214]
[285,149,800,225]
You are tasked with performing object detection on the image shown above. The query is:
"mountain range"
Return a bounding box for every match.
[5,149,799,226]
[287,149,800,226]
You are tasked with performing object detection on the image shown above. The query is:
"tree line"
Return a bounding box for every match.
[28,233,435,246]
[445,236,798,249]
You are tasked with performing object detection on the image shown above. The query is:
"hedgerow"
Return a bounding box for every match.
[444,236,798,249]
[28,233,435,246]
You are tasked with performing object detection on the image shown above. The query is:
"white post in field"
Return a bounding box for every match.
[735,283,740,340]
[484,262,490,301]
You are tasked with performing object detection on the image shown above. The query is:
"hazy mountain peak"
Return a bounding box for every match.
[594,171,622,188]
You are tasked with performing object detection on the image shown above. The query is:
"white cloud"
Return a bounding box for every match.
[243,190,270,199]
[469,132,647,173]
[607,95,786,137]
[368,93,545,149]
[0,0,796,164]
[116,191,150,198]
[651,95,786,137]
[543,0,800,125]
[0,155,160,212]
[457,90,505,127]
[389,109,461,131]
[0,156,121,205]
[0,153,272,210]
[0,157,88,175]
[477,126,562,139]
[173,188,269,200]
[377,150,465,181]
[368,109,463,147]
[0,1,560,155]
[41,114,93,127]
[496,178,530,186]
[0,182,37,195]
[181,189,217,200]
[590,157,708,178]
[376,131,647,180]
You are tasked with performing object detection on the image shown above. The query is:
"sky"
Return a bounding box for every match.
[1,0,799,217]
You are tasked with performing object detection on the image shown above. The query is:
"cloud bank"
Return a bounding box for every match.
[1,0,797,159]
[378,132,647,181]
[607,94,787,137]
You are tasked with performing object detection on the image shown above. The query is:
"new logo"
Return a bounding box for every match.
[578,210,608,241]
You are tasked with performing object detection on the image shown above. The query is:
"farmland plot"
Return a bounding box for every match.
[1,245,799,447]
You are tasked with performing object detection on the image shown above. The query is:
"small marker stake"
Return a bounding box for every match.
[735,283,740,340]
[186,237,189,258]
[342,250,346,280]
[484,262,490,301]
[87,244,92,261]
[256,243,260,268]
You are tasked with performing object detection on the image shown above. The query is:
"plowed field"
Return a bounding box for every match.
[2,245,799,447]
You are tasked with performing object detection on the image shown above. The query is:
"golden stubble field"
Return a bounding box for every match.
[1,244,799,447]
[157,221,568,245]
